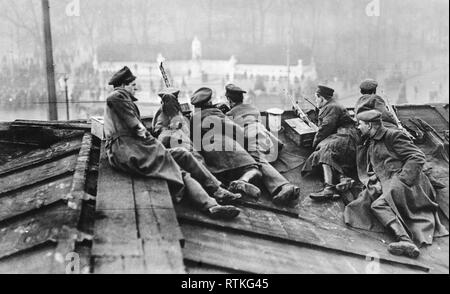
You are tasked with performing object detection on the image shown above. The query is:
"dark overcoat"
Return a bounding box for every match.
[103,89,184,199]
[190,107,257,174]
[344,126,448,245]
[302,98,358,176]
[226,103,283,163]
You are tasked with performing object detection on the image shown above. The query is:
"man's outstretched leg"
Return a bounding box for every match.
[247,151,300,206]
[182,172,240,220]
[371,195,420,258]
[169,147,241,204]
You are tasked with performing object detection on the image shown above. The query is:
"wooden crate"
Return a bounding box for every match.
[283,118,317,148]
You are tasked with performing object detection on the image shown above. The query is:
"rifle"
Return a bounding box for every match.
[384,95,416,140]
[159,62,171,88]
[304,96,318,112]
[285,90,318,131]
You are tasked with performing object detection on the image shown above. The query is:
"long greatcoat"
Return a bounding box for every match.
[104,88,184,200]
[226,103,283,163]
[344,126,448,245]
[302,98,358,176]
[190,107,257,174]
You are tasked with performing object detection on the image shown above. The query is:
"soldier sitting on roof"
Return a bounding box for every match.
[302,85,359,201]
[224,84,300,206]
[356,79,445,190]
[151,88,205,164]
[190,87,263,200]
[103,66,241,220]
[344,110,448,258]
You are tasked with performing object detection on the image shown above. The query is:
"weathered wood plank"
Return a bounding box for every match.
[176,202,289,240]
[0,243,56,274]
[176,202,430,272]
[0,203,70,260]
[0,154,77,195]
[12,120,91,130]
[141,238,185,273]
[0,176,72,222]
[3,126,84,147]
[93,255,145,274]
[0,138,82,176]
[131,172,185,273]
[181,224,420,274]
[92,144,140,258]
[133,177,183,242]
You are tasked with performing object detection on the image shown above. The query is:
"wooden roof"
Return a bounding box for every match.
[0,103,448,274]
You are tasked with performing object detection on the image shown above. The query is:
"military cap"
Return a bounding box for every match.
[356,109,382,122]
[360,79,378,92]
[191,87,213,106]
[158,87,180,99]
[225,84,247,102]
[316,85,334,100]
[108,66,136,87]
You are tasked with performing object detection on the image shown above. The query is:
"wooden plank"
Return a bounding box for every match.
[0,154,78,195]
[0,203,70,260]
[0,243,56,274]
[132,176,186,273]
[141,238,185,273]
[50,133,94,274]
[0,176,73,222]
[176,202,289,240]
[133,177,183,242]
[93,255,145,274]
[4,126,84,147]
[92,144,140,257]
[176,202,430,272]
[12,120,91,130]
[181,224,420,274]
[0,137,82,176]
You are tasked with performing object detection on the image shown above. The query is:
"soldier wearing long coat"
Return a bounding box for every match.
[103,67,241,219]
[224,84,300,206]
[302,85,359,201]
[355,79,446,190]
[344,110,448,258]
[190,87,262,199]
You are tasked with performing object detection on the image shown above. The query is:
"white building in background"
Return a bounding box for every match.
[97,37,317,103]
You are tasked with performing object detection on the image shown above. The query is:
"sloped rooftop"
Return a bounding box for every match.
[0,104,448,274]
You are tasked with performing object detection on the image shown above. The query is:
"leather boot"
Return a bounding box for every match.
[228,180,261,199]
[206,205,240,220]
[309,184,340,201]
[272,184,300,206]
[212,187,242,204]
[387,219,420,258]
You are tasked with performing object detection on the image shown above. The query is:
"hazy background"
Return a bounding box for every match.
[0,0,448,121]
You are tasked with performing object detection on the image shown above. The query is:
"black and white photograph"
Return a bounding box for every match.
[0,0,448,277]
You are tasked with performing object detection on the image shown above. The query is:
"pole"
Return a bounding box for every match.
[64,75,70,120]
[41,0,58,120]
